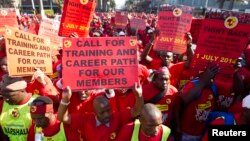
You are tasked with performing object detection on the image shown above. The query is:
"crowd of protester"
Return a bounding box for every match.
[0,8,250,141]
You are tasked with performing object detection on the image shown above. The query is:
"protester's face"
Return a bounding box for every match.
[1,89,24,105]
[153,73,170,90]
[140,113,162,136]
[94,102,111,124]
[0,58,8,73]
[77,90,91,101]
[160,51,173,67]
[242,108,250,124]
[31,114,50,128]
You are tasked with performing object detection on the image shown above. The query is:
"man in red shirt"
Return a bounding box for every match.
[27,96,80,141]
[140,32,194,88]
[57,83,143,141]
[174,64,219,141]
[142,67,178,128]
[117,103,171,141]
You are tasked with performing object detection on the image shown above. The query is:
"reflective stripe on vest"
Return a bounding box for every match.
[0,94,38,141]
[35,122,67,141]
[131,119,171,141]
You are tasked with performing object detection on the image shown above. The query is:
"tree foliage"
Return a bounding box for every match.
[0,0,14,8]
[217,0,249,9]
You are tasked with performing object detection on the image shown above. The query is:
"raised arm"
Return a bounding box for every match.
[57,86,72,124]
[131,82,144,118]
[140,29,159,64]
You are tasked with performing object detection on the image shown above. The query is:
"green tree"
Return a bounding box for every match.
[125,0,134,11]
[0,0,14,8]
[109,0,116,11]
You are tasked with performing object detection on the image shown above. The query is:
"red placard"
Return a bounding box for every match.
[130,18,146,30]
[190,18,203,44]
[0,8,18,35]
[115,12,128,29]
[154,5,193,54]
[62,37,139,90]
[58,0,96,37]
[191,14,250,79]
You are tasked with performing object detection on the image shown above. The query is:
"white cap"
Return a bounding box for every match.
[242,95,250,109]
[118,31,125,36]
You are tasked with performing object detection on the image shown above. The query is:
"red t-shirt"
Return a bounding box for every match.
[148,56,162,70]
[228,101,243,115]
[116,122,166,141]
[27,119,81,141]
[238,67,250,89]
[68,92,93,114]
[142,83,178,127]
[178,69,199,88]
[70,109,133,141]
[169,62,185,88]
[180,82,216,136]
[115,89,136,112]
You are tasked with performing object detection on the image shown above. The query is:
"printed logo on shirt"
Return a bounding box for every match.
[47,137,54,141]
[11,108,20,118]
[224,16,238,29]
[217,95,233,109]
[208,94,213,100]
[110,132,116,140]
[30,105,37,113]
[198,101,211,110]
[195,108,211,122]
[4,127,28,135]
[155,104,168,112]
[34,89,39,95]
[173,8,182,17]
[166,98,171,104]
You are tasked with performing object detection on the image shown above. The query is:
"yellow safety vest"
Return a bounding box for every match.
[131,119,171,141]
[35,122,67,141]
[0,94,38,141]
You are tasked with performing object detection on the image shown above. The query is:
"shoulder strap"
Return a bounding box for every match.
[131,119,140,141]
[146,90,166,104]
[161,125,171,141]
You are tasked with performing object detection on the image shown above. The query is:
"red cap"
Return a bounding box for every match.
[30,104,53,114]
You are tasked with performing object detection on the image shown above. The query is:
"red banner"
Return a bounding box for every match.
[58,0,96,37]
[154,5,193,54]
[190,18,203,44]
[115,12,128,29]
[130,18,146,30]
[0,8,18,35]
[62,37,139,90]
[191,15,250,79]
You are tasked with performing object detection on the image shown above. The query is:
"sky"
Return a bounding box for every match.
[115,0,126,9]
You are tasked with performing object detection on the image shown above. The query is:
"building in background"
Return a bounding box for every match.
[3,0,60,15]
